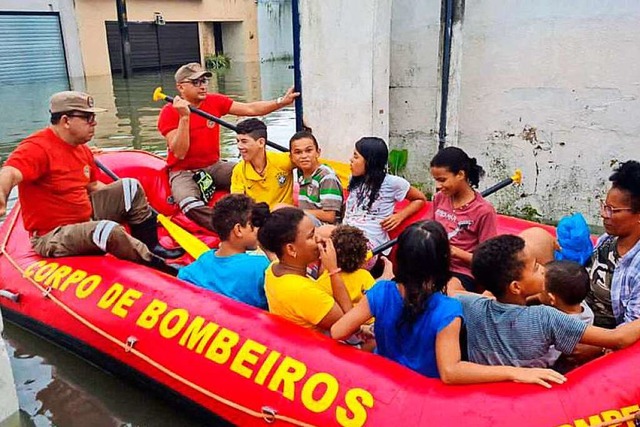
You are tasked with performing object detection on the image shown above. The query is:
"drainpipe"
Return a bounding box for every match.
[438,0,455,150]
[116,0,133,78]
[291,0,303,131]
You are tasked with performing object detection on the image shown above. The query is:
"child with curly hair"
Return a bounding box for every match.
[317,225,390,305]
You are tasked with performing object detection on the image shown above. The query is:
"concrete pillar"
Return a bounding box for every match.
[0,310,19,423]
[299,0,392,161]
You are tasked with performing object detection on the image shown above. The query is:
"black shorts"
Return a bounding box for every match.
[451,272,476,292]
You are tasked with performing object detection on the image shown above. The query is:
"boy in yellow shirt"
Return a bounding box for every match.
[230,119,294,208]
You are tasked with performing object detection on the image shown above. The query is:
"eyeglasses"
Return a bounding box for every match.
[600,201,634,218]
[181,78,209,88]
[66,113,96,124]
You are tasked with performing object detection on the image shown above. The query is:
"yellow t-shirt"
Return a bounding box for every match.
[317,269,375,305]
[230,151,294,209]
[264,264,335,330]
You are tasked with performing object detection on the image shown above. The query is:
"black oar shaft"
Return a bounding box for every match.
[371,176,515,256]
[160,94,288,153]
[479,177,513,199]
[94,158,159,215]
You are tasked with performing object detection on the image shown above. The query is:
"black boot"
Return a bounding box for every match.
[148,255,180,277]
[131,214,185,259]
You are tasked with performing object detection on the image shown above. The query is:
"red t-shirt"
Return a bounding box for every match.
[157,93,234,170]
[4,128,98,236]
[427,191,498,276]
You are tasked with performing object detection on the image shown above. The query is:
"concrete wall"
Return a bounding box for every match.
[300,0,640,224]
[74,0,260,76]
[456,1,640,223]
[299,0,392,161]
[0,310,19,423]
[0,0,85,81]
[257,0,293,62]
[388,0,442,190]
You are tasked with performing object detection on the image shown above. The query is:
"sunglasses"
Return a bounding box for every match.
[67,113,97,123]
[181,78,209,88]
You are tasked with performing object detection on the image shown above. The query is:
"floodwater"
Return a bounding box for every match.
[0,60,296,427]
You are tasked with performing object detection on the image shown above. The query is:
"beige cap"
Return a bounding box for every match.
[174,62,212,83]
[49,91,107,114]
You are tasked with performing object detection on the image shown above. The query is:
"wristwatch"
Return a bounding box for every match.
[276,96,284,106]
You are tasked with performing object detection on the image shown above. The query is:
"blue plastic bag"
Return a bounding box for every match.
[554,213,594,266]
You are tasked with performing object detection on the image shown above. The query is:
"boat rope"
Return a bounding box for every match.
[0,206,315,427]
[593,411,640,427]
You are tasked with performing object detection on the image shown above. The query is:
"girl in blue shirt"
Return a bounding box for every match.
[331,220,567,387]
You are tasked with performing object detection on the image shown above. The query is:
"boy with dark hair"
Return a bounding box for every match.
[539,260,594,370]
[177,194,270,309]
[230,118,294,209]
[457,234,640,368]
[289,130,343,225]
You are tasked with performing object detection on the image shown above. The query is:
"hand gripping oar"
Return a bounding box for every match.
[94,158,210,259]
[370,169,523,257]
[152,87,351,186]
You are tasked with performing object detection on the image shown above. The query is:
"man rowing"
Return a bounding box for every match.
[0,91,182,273]
[157,62,299,231]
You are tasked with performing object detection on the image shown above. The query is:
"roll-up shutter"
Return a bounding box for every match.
[106,22,200,72]
[0,13,68,84]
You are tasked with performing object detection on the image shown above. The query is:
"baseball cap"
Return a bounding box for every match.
[174,62,213,83]
[49,91,107,114]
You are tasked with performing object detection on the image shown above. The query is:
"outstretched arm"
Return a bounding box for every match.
[229,87,300,116]
[580,319,640,350]
[0,166,23,217]
[381,186,427,231]
[330,297,373,340]
[436,318,567,388]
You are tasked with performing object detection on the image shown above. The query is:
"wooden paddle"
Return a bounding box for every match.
[152,87,351,186]
[94,158,210,259]
[370,169,523,256]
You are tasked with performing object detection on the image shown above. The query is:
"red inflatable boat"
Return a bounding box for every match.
[0,151,638,427]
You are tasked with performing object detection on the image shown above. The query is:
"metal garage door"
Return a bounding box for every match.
[106,22,201,72]
[0,12,68,84]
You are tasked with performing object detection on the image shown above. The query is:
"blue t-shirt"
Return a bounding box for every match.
[366,280,463,378]
[455,294,588,368]
[178,250,270,309]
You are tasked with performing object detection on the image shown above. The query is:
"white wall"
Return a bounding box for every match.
[257,0,293,62]
[0,310,19,423]
[388,0,441,189]
[456,0,640,223]
[299,0,392,161]
[0,0,84,81]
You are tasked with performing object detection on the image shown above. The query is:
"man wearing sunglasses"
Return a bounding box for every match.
[157,62,299,231]
[0,91,183,274]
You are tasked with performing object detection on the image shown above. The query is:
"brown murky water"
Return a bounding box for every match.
[0,60,296,427]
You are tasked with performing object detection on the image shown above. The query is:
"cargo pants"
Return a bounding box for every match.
[168,160,235,230]
[30,179,154,263]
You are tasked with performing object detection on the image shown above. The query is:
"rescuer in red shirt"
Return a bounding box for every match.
[0,91,182,273]
[157,62,299,230]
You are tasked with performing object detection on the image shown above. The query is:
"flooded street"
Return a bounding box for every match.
[0,60,296,427]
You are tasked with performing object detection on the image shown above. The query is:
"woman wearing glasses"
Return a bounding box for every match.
[585,160,640,329]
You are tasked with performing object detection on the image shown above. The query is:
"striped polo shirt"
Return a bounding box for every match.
[297,164,344,219]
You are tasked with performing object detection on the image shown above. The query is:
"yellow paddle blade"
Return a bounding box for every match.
[320,158,351,188]
[512,169,523,185]
[153,87,167,102]
[157,213,210,260]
